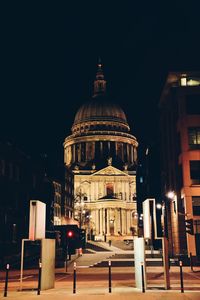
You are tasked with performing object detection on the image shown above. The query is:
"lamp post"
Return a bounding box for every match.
[156,202,165,237]
[156,201,170,289]
[74,193,85,229]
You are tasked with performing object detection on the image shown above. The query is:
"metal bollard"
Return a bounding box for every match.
[37,260,42,295]
[141,263,145,293]
[73,262,76,294]
[4,264,9,297]
[179,260,184,293]
[190,252,193,272]
[108,260,112,293]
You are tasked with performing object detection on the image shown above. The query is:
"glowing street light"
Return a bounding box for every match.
[156,203,162,210]
[166,191,175,199]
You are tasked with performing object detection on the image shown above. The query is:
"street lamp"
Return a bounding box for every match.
[167,191,175,200]
[156,202,165,237]
[74,194,86,229]
[156,203,162,210]
[165,191,177,244]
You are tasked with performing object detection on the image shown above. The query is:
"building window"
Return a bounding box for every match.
[190,161,200,185]
[106,183,114,196]
[180,76,187,86]
[188,127,200,149]
[192,196,200,216]
[186,95,200,115]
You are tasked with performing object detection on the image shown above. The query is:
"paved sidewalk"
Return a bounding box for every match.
[1,243,200,299]
[1,288,200,300]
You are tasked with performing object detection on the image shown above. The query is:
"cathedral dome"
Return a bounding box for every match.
[71,61,130,134]
[64,61,138,170]
[73,95,128,126]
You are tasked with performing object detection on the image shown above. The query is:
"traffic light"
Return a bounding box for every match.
[79,229,86,249]
[67,230,74,238]
[185,219,194,235]
[54,225,81,254]
[55,230,62,246]
[66,226,80,254]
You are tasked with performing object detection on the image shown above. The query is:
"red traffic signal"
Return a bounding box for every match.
[67,230,74,238]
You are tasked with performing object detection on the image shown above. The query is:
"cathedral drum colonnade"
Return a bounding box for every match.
[63,61,138,240]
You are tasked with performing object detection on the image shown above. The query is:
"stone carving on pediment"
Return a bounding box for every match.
[93,166,128,176]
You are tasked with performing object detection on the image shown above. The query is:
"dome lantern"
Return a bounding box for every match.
[93,58,107,97]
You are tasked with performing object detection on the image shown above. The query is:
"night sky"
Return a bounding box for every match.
[1,2,200,168]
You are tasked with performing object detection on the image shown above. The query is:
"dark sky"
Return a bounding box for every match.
[1,1,200,164]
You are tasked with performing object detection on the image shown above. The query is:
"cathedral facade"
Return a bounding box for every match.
[63,62,138,240]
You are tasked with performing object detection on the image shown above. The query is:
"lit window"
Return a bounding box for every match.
[181,77,187,86]
[187,79,200,86]
[188,127,200,149]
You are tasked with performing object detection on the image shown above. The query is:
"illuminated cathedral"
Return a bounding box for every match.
[64,61,138,240]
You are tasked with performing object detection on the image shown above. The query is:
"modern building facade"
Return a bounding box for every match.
[64,62,138,240]
[159,72,200,256]
[0,141,44,244]
[0,140,67,250]
[62,166,74,224]
[52,180,62,225]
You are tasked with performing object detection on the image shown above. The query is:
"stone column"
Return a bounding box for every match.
[131,146,134,163]
[122,181,125,200]
[107,208,110,235]
[115,209,118,234]
[103,208,106,234]
[119,208,122,233]
[72,144,75,163]
[124,209,127,234]
[100,208,103,235]
[127,210,131,234]
[125,182,129,202]
[95,209,99,235]
[121,209,125,234]
[91,182,94,202]
[114,209,118,235]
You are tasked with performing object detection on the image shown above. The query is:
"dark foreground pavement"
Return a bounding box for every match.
[0,288,200,300]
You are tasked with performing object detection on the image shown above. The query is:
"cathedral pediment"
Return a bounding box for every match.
[91,166,129,176]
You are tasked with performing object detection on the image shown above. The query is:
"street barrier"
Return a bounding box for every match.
[108,260,112,293]
[3,264,9,297]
